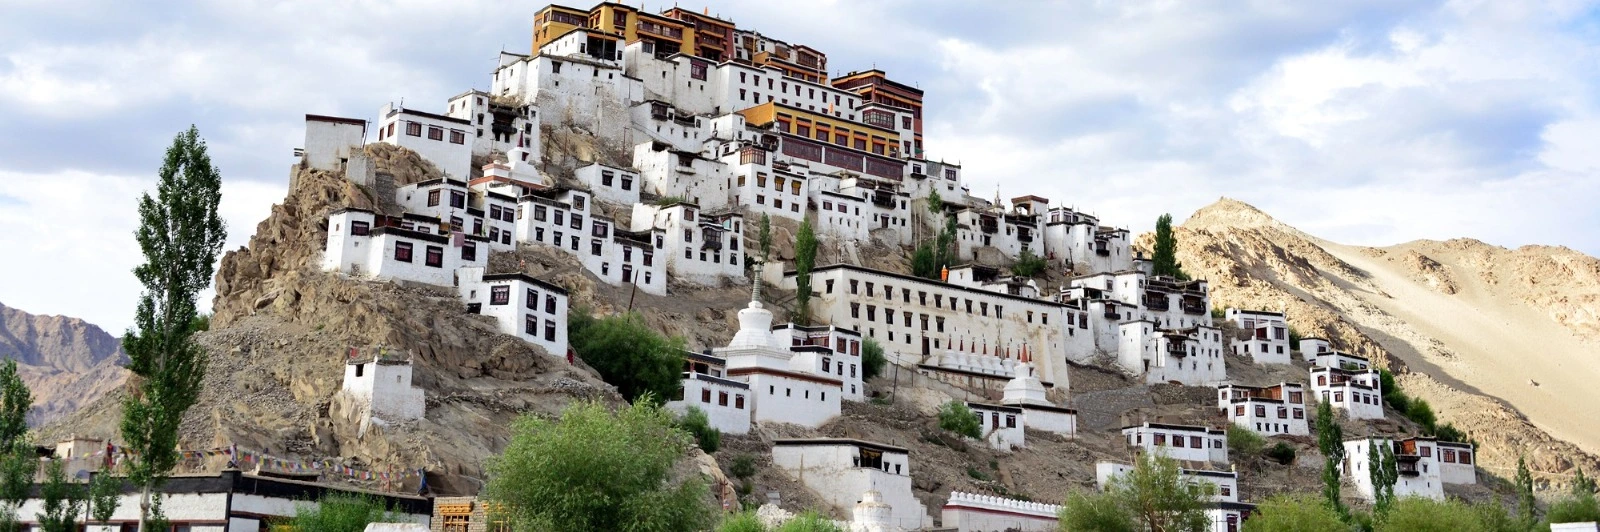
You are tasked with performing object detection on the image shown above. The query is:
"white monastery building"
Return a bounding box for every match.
[1216,382,1308,436]
[1122,422,1229,465]
[1096,462,1250,532]
[771,438,933,530]
[1310,366,1386,420]
[1117,320,1227,386]
[457,268,570,357]
[1225,308,1292,365]
[1344,437,1445,501]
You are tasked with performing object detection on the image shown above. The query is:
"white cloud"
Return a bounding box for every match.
[0,171,281,331]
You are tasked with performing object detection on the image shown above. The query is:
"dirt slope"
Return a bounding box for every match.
[1155,198,1600,486]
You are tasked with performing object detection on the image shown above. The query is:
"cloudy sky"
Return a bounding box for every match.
[3,0,1598,332]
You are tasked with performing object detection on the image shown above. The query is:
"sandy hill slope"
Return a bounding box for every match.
[0,302,127,425]
[1163,198,1600,484]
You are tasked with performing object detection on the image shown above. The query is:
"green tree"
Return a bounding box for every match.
[1515,455,1536,525]
[1011,247,1047,278]
[286,493,397,532]
[485,398,713,531]
[1265,442,1297,465]
[678,406,721,454]
[775,511,843,532]
[1315,400,1346,516]
[910,243,938,279]
[758,214,772,263]
[1547,489,1600,524]
[0,359,32,532]
[937,401,981,439]
[1059,453,1212,532]
[88,471,122,528]
[1574,468,1598,496]
[1151,214,1187,280]
[1227,425,1265,459]
[0,360,28,448]
[861,338,888,382]
[1377,497,1485,532]
[927,189,944,215]
[1407,399,1437,433]
[717,511,767,532]
[1241,494,1346,532]
[728,454,757,480]
[121,125,228,530]
[1369,439,1399,515]
[37,459,86,532]
[793,219,818,324]
[568,311,686,402]
[934,216,958,274]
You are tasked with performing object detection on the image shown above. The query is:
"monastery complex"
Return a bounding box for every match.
[275,3,1486,530]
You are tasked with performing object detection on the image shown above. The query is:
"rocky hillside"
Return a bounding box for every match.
[0,302,127,425]
[1151,198,1600,487]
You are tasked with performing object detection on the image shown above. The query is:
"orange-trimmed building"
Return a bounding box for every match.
[833,70,925,157]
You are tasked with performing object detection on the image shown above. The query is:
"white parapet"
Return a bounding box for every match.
[940,491,1062,532]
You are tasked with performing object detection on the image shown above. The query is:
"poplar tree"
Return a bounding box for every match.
[88,471,121,530]
[1152,214,1187,279]
[0,359,33,532]
[1515,455,1536,525]
[121,126,227,530]
[1315,401,1346,516]
[758,213,772,263]
[793,219,817,324]
[1368,439,1399,515]
[37,459,85,532]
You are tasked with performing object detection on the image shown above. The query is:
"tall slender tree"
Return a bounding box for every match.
[1515,454,1536,525]
[0,359,32,532]
[1315,401,1346,517]
[793,219,817,324]
[37,459,85,532]
[1152,214,1187,279]
[121,125,227,530]
[88,470,121,530]
[758,213,772,263]
[1368,439,1399,515]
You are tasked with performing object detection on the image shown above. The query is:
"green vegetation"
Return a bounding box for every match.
[1377,368,1467,442]
[1515,455,1536,526]
[1265,441,1298,465]
[758,213,772,263]
[0,359,32,530]
[283,494,397,532]
[1151,213,1189,280]
[677,406,722,454]
[774,511,844,532]
[861,338,888,382]
[1315,400,1347,517]
[794,219,818,324]
[89,471,122,528]
[36,459,86,532]
[485,398,713,531]
[1227,425,1265,458]
[1057,453,1213,532]
[911,243,938,279]
[1574,468,1598,496]
[1377,497,1495,531]
[937,401,981,439]
[568,310,686,402]
[122,126,228,529]
[1241,494,1346,532]
[655,195,690,206]
[1368,439,1399,516]
[729,454,757,480]
[1547,484,1600,525]
[1011,247,1048,278]
[716,512,768,532]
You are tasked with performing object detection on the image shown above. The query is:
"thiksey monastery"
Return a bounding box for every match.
[17,3,1473,531]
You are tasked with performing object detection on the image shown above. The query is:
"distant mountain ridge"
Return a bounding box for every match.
[1155,198,1600,481]
[0,301,128,425]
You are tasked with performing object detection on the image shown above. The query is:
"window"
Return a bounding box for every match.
[427,189,441,206]
[425,245,443,267]
[1293,408,1304,419]
[461,242,477,261]
[351,221,370,236]
[735,395,745,409]
[1191,436,1202,448]
[1154,433,1167,446]
[701,389,712,403]
[524,314,537,335]
[428,126,444,141]
[405,122,421,136]
[1277,406,1288,419]
[450,191,465,208]
[621,176,633,190]
[591,241,602,256]
[1255,405,1266,417]
[718,391,729,406]
[394,241,413,262]
[571,213,584,230]
[490,285,510,305]
[545,319,557,341]
[449,130,465,144]
[545,294,558,314]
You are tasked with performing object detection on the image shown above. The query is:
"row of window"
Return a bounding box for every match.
[738,172,805,196]
[1325,390,1380,406]
[381,121,467,145]
[1234,404,1306,421]
[394,241,444,268]
[598,170,636,191]
[1131,432,1225,450]
[523,313,559,342]
[819,357,857,379]
[977,410,1018,429]
[768,385,826,402]
[488,285,560,314]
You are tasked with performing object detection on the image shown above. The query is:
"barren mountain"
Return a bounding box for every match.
[0,302,127,425]
[1156,198,1600,485]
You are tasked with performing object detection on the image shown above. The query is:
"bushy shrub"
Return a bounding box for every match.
[568,310,686,402]
[937,401,981,439]
[775,511,843,532]
[1265,442,1297,465]
[1227,425,1265,458]
[677,406,721,454]
[729,453,757,480]
[861,338,888,382]
[717,511,767,532]
[1011,248,1047,278]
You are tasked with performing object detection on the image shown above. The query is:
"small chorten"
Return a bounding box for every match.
[851,490,894,532]
[728,264,780,350]
[1003,360,1050,407]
